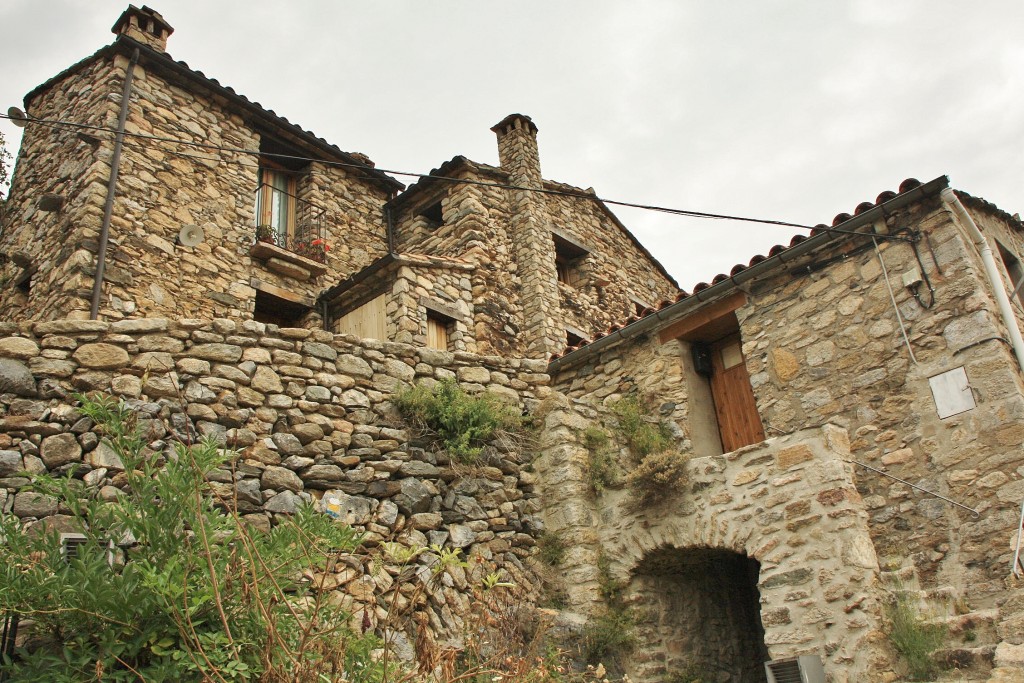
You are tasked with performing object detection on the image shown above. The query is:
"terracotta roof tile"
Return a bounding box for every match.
[552,176,945,362]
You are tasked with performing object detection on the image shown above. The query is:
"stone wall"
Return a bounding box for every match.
[2,48,394,325]
[0,57,120,321]
[548,196,1024,678]
[533,390,887,681]
[0,317,554,651]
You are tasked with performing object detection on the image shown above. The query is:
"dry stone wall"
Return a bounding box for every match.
[0,317,554,650]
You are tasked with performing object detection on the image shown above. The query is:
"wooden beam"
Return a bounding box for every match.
[658,291,748,344]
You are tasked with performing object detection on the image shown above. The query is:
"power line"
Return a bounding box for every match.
[1,112,816,231]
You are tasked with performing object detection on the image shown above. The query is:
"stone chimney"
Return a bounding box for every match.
[112,5,174,53]
[491,114,541,188]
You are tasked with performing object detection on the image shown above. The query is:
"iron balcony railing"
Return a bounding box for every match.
[253,183,329,264]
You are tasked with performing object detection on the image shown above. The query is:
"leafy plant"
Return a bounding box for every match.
[663,659,709,683]
[885,588,946,681]
[625,450,689,507]
[395,378,521,462]
[580,608,635,668]
[537,531,567,567]
[611,395,672,458]
[583,426,618,493]
[0,392,382,683]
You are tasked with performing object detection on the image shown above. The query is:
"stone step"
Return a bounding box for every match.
[933,643,996,675]
[929,608,1000,643]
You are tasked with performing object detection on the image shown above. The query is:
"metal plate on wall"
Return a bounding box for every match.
[929,366,976,419]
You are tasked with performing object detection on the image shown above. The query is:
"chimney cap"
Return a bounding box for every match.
[490,113,538,136]
[112,5,174,47]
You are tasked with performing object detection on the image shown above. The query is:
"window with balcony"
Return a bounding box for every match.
[255,164,297,246]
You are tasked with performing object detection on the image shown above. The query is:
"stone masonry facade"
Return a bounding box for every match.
[3,6,1024,683]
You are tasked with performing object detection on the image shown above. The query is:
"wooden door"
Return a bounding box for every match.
[709,334,765,452]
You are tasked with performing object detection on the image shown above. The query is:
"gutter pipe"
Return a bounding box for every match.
[547,176,948,375]
[90,47,138,319]
[940,187,1024,371]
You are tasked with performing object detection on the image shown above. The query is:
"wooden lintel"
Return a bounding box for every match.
[658,291,748,344]
[250,278,314,307]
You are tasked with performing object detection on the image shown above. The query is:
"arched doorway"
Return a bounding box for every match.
[629,546,769,683]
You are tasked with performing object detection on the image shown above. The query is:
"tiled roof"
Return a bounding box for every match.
[550,177,950,363]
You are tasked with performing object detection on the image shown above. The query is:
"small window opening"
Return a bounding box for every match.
[420,201,443,229]
[254,290,309,327]
[566,329,585,348]
[553,234,588,287]
[427,311,454,351]
[996,241,1024,307]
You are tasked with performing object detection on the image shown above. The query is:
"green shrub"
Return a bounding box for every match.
[580,607,635,667]
[885,589,946,681]
[395,378,521,462]
[625,449,689,506]
[583,426,618,493]
[664,659,710,683]
[537,531,567,566]
[0,393,384,683]
[612,395,672,458]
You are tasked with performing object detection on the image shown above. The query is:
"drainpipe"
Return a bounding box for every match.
[89,47,139,320]
[940,187,1024,371]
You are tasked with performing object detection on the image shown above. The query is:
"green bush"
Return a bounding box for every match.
[885,589,946,681]
[583,426,618,493]
[537,531,567,567]
[612,395,672,458]
[664,660,709,683]
[580,607,635,668]
[625,449,689,506]
[395,378,521,461]
[0,393,384,683]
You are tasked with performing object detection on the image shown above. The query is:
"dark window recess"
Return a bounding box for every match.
[253,290,309,327]
[997,241,1024,307]
[553,234,588,287]
[566,329,586,348]
[420,201,443,229]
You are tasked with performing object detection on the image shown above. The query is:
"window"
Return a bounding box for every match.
[253,289,310,327]
[996,241,1024,308]
[566,329,586,348]
[553,233,588,287]
[419,200,444,229]
[426,312,453,351]
[256,163,297,246]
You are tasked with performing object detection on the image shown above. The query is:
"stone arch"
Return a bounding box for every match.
[628,545,769,683]
[596,426,885,681]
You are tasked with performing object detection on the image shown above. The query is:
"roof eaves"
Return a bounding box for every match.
[547,175,950,374]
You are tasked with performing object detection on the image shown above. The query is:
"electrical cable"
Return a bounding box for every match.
[1,112,821,231]
[873,236,919,365]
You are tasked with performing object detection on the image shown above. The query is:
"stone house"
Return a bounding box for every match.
[3,5,1024,683]
[0,5,677,361]
[543,177,1024,680]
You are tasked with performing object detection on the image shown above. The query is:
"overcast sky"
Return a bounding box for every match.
[2,1,1022,291]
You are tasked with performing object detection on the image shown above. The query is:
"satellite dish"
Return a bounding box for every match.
[177,224,205,247]
[7,107,29,128]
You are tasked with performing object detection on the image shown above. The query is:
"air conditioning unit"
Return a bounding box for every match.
[764,655,826,683]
